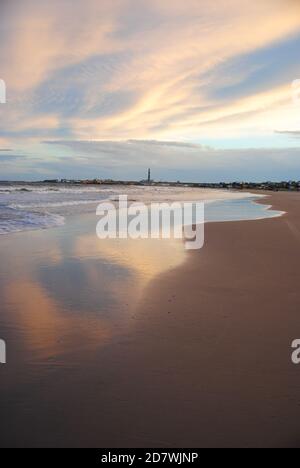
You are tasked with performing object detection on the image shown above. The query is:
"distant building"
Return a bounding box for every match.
[140,168,153,185]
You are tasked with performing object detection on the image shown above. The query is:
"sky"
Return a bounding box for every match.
[0,0,300,181]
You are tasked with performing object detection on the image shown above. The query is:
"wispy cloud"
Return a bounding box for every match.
[275,130,300,137]
[0,0,300,178]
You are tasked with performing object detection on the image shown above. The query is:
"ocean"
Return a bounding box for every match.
[0,183,283,235]
[0,183,286,447]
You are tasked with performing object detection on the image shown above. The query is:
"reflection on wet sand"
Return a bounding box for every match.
[74,234,185,282]
[0,213,186,363]
[4,280,116,360]
[0,212,189,447]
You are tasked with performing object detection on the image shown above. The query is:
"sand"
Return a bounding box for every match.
[119,191,300,448]
[1,191,300,447]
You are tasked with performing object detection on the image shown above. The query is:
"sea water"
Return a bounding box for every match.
[0,183,283,235]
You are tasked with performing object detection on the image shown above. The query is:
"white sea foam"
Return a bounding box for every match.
[0,183,279,235]
[0,207,65,235]
[9,199,109,209]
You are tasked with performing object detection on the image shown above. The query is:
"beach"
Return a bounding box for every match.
[0,190,300,447]
[2,0,300,451]
[120,191,300,448]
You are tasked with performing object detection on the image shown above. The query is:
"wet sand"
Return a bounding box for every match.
[121,191,300,448]
[1,192,300,447]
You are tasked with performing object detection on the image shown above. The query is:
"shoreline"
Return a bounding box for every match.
[112,190,300,447]
[1,191,300,447]
[0,188,283,238]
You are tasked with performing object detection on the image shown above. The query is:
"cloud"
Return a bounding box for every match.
[0,154,23,161]
[275,130,300,137]
[127,140,205,149]
[1,138,300,181]
[45,139,206,149]
[0,0,300,178]
[24,139,299,181]
[1,1,300,139]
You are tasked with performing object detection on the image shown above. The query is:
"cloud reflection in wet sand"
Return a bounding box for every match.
[0,217,186,364]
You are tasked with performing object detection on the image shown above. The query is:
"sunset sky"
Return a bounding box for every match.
[1,0,300,181]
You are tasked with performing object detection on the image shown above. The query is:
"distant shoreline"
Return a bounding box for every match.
[1,179,300,192]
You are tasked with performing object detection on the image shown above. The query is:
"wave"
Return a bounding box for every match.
[0,185,115,195]
[9,198,110,210]
[0,206,65,235]
[0,185,266,235]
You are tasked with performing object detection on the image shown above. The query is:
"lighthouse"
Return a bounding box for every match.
[147,168,151,183]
